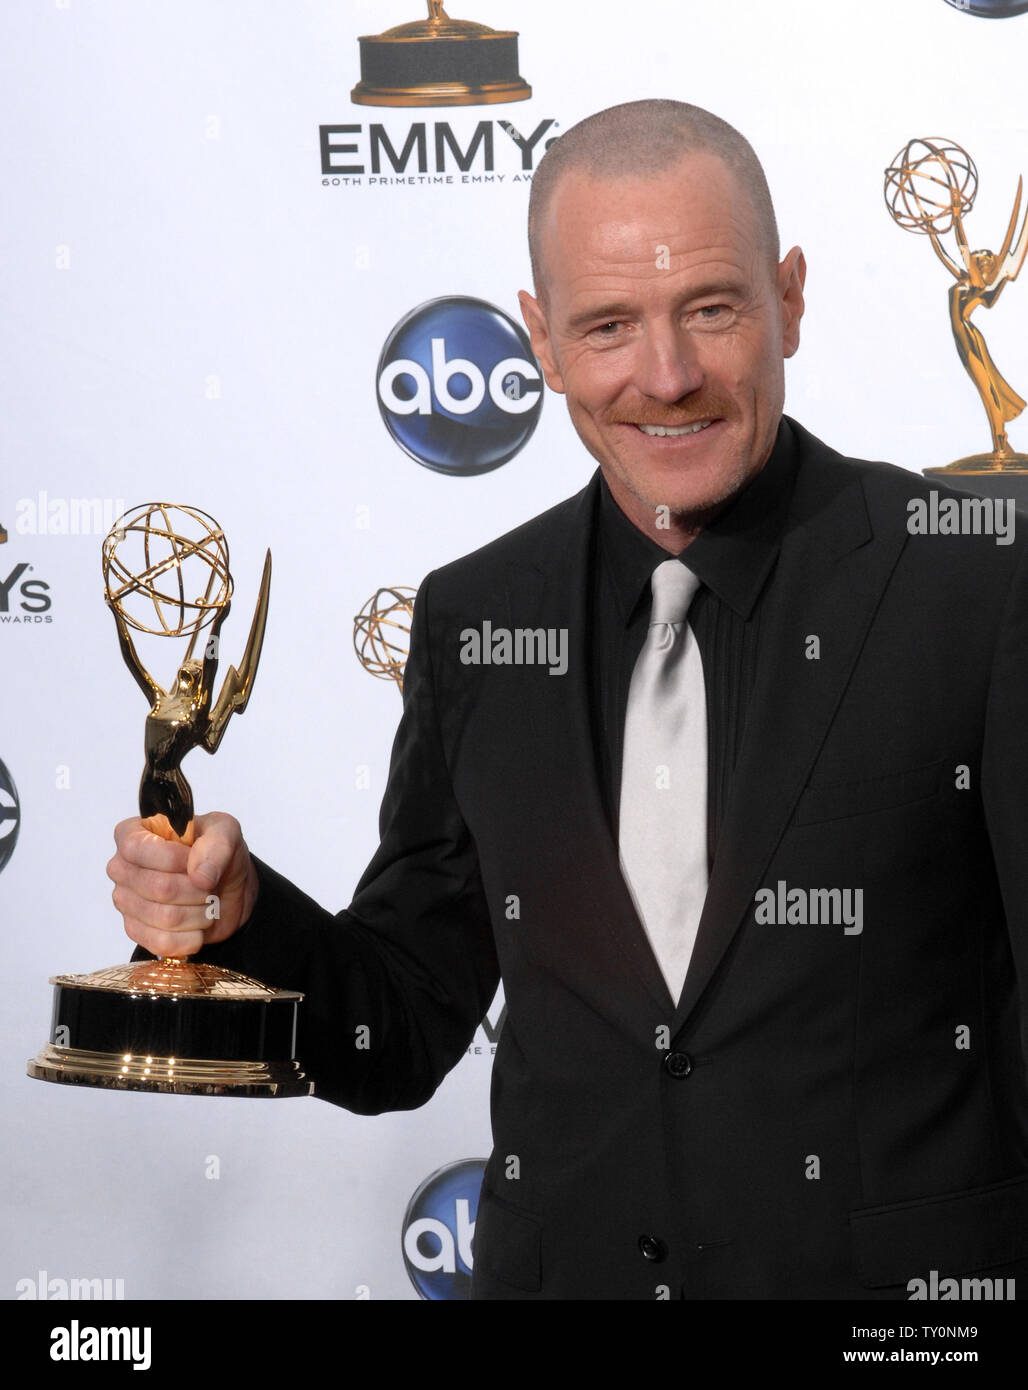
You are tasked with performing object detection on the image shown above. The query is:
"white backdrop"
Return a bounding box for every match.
[3,0,1028,1301]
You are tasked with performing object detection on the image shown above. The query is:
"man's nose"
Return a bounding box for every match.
[632,321,704,401]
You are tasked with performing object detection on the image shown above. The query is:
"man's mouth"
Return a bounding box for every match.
[634,419,716,438]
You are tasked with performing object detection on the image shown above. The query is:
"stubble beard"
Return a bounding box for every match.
[609,441,759,538]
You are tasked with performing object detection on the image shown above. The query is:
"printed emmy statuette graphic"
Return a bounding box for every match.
[886,137,1028,472]
[352,1,531,108]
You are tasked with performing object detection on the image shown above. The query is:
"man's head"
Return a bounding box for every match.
[519,99,806,544]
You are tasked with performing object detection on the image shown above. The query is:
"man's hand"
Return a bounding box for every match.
[107,812,258,958]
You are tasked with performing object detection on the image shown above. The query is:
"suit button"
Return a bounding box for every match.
[664,1050,693,1078]
[638,1235,668,1263]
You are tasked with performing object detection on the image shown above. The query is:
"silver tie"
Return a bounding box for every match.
[618,559,708,1004]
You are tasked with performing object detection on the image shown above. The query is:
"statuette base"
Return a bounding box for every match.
[927,451,1028,474]
[27,959,313,1098]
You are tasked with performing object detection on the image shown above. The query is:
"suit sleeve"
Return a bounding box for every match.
[981,537,1028,1072]
[133,568,501,1113]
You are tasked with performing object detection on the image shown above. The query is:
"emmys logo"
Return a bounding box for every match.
[320,116,556,187]
[321,4,557,188]
[0,758,20,874]
[0,562,52,622]
[943,1,1028,16]
[401,1158,486,1300]
[377,296,542,475]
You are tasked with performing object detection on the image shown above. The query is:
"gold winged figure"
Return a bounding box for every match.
[103,505,271,841]
[929,175,1028,460]
[885,138,1028,468]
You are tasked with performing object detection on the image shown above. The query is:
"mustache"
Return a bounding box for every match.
[605,395,738,428]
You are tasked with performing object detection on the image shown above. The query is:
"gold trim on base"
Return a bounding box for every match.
[373,16,509,41]
[926,452,1028,475]
[27,1044,314,1098]
[350,78,530,107]
[49,958,299,1000]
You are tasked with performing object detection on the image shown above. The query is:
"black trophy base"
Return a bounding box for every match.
[923,464,1028,514]
[352,27,531,107]
[27,959,314,1098]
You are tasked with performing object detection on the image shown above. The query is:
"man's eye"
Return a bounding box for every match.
[697,305,725,319]
[593,321,621,335]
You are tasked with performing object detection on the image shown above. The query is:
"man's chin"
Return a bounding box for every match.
[664,500,735,533]
[626,477,751,525]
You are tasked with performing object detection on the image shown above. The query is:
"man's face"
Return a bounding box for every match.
[519,152,806,535]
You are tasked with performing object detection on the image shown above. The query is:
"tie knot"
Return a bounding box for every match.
[650,558,700,626]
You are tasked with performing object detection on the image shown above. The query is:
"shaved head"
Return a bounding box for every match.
[517,97,806,550]
[528,99,780,301]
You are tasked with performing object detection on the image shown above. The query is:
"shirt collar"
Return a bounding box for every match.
[597,414,800,624]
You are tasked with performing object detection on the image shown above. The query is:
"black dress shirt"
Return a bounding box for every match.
[589,416,800,869]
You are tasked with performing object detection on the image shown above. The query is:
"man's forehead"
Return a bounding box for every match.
[562,217,756,269]
[547,150,741,220]
[539,155,756,266]
[539,161,761,294]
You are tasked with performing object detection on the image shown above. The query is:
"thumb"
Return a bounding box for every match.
[186,813,243,891]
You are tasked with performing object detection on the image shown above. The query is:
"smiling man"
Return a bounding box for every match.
[108,100,1028,1300]
[519,115,805,547]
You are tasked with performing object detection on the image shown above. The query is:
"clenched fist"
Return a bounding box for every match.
[107,812,259,959]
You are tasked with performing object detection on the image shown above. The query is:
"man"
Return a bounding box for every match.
[108,100,1028,1299]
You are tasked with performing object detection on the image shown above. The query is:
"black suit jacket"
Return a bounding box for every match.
[193,415,1028,1299]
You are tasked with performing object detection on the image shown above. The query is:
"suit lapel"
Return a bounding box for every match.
[503,477,675,1020]
[673,430,910,1029]
[501,425,912,1033]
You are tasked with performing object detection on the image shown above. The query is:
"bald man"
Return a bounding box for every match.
[108,99,1028,1300]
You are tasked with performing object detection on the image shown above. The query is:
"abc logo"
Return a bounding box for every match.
[943,1,1028,14]
[377,297,542,476]
[401,1157,486,1300]
[0,758,20,874]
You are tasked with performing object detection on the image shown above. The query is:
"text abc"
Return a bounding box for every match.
[379,338,540,417]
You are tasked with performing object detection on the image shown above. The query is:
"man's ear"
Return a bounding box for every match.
[778,246,806,360]
[518,289,566,394]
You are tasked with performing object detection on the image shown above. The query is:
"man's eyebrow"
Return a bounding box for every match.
[565,280,748,331]
[566,301,636,331]
[681,278,748,301]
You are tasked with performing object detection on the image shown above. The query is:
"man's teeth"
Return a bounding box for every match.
[637,420,714,437]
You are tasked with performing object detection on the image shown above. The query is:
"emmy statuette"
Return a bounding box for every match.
[885,137,1028,506]
[27,504,313,1098]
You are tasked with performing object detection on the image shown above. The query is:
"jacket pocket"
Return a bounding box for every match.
[472,1185,542,1293]
[793,758,942,827]
[850,1171,1028,1289]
